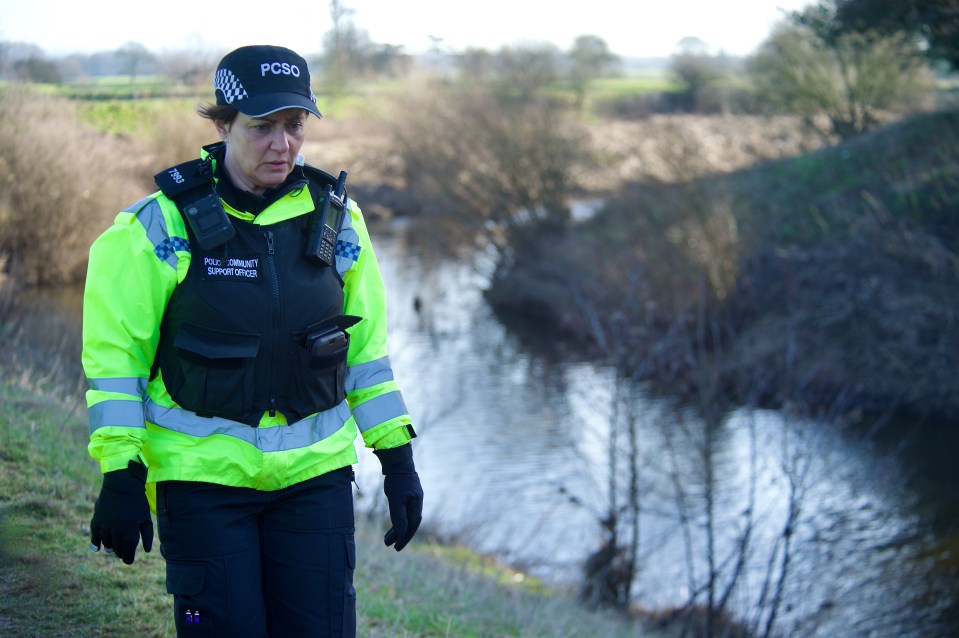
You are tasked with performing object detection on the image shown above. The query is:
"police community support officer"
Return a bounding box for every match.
[83,45,423,637]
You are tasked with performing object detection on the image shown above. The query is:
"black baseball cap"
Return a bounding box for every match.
[214,45,322,118]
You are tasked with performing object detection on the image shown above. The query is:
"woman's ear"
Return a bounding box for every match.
[214,120,229,142]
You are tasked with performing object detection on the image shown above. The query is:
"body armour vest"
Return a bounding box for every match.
[155,198,354,426]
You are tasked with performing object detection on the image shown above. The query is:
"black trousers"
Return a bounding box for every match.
[157,467,356,638]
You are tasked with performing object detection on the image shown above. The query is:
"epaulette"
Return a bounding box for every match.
[300,163,348,202]
[154,158,235,250]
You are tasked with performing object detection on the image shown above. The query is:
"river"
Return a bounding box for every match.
[15,224,959,638]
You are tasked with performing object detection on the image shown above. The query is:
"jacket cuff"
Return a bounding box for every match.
[373,443,415,475]
[102,459,147,493]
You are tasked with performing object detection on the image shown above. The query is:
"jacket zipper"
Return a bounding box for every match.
[265,230,280,417]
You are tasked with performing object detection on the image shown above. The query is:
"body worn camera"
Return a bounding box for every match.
[184,192,236,250]
[306,171,348,266]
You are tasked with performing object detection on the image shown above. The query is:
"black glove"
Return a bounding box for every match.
[373,444,423,552]
[90,460,153,565]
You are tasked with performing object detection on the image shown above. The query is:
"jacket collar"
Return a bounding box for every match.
[201,142,308,217]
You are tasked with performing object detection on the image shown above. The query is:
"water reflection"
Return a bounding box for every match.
[357,228,958,637]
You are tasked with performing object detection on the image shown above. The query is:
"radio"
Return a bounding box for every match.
[305,170,348,266]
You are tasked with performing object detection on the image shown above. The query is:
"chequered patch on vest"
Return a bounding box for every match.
[154,236,190,261]
[335,240,361,262]
[214,68,248,104]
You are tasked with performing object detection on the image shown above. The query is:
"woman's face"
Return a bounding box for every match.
[216,109,308,195]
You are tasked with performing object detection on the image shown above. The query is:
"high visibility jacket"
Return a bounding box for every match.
[82,148,413,491]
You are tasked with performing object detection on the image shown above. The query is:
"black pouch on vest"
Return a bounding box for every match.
[287,315,363,418]
[166,323,260,421]
[302,315,363,368]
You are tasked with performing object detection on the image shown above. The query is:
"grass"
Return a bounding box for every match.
[0,364,665,637]
[54,76,202,102]
[75,97,202,135]
[6,70,681,135]
[728,109,959,245]
[589,74,682,97]
[67,85,390,132]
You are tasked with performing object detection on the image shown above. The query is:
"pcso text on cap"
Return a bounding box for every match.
[214,45,322,119]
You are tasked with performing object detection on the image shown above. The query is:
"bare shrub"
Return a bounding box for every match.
[579,122,744,320]
[0,88,142,284]
[0,263,20,348]
[147,106,217,178]
[587,114,822,192]
[388,81,588,256]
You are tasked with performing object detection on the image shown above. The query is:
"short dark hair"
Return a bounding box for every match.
[197,103,239,124]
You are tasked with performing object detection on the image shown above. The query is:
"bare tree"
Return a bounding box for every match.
[157,48,217,87]
[567,35,619,111]
[390,84,586,258]
[558,125,824,636]
[116,41,153,86]
[670,37,724,113]
[748,20,935,140]
[492,43,562,102]
[456,47,495,82]
[572,287,648,611]
[321,0,355,116]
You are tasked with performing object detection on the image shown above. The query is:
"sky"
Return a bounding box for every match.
[1,0,814,59]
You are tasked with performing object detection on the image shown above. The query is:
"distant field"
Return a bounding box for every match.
[590,72,681,97]
[3,67,691,131]
[75,96,199,133]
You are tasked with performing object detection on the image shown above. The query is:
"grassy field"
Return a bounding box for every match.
[0,364,666,637]
[589,73,680,98]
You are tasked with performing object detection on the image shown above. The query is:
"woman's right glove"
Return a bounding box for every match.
[373,444,423,552]
[90,460,153,565]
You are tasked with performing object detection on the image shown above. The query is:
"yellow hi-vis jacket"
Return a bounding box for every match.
[82,155,413,492]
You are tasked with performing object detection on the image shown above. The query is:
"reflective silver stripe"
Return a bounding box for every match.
[341,202,356,233]
[123,196,155,214]
[346,356,394,392]
[88,400,146,433]
[351,391,408,432]
[134,198,181,270]
[87,377,147,397]
[143,399,354,453]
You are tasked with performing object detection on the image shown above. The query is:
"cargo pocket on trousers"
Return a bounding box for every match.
[167,561,213,633]
[345,536,357,637]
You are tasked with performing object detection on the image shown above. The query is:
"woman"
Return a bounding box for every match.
[84,44,423,638]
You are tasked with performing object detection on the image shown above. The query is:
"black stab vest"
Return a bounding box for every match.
[155,184,351,426]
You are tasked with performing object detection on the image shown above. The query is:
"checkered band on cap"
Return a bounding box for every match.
[214,68,248,104]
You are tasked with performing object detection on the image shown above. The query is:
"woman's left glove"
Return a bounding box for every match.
[90,460,153,565]
[373,444,423,552]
